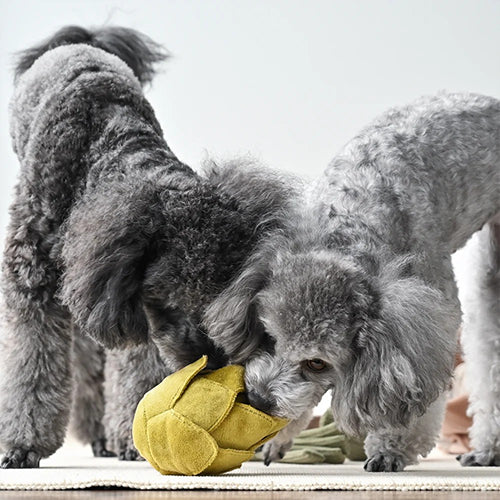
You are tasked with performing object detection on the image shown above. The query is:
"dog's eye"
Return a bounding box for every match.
[303,359,329,372]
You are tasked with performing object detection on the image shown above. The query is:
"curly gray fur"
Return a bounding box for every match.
[103,342,168,460]
[205,92,500,470]
[0,26,298,468]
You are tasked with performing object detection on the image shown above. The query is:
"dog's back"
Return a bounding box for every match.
[11,26,166,158]
[315,92,500,254]
[9,28,184,224]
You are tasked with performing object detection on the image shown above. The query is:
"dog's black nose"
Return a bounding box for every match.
[246,391,274,414]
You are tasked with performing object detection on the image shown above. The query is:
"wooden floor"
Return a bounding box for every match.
[1,491,499,499]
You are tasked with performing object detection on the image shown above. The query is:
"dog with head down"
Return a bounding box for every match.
[205,92,500,471]
[0,25,297,467]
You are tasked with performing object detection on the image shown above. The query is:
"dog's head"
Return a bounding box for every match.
[60,160,297,361]
[204,249,458,435]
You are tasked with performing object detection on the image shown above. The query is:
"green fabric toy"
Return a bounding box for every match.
[133,356,288,475]
[252,408,366,465]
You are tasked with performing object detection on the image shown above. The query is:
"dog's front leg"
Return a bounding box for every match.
[262,408,314,465]
[363,392,447,472]
[70,326,114,457]
[103,342,169,460]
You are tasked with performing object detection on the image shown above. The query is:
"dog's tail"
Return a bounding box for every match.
[14,25,167,85]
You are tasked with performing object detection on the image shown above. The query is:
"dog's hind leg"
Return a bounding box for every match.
[364,392,447,471]
[69,326,115,457]
[458,220,500,466]
[0,215,73,468]
[103,342,168,460]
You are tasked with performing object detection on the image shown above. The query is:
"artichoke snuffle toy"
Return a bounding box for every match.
[133,356,288,475]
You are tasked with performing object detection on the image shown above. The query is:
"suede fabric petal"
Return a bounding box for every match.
[133,356,288,475]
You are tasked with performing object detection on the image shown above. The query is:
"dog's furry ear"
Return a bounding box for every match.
[203,245,271,363]
[60,180,160,348]
[332,273,459,436]
[202,161,297,363]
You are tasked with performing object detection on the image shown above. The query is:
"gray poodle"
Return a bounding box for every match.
[205,92,500,470]
[0,26,296,468]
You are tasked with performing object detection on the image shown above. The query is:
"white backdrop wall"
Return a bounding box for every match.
[1,0,499,268]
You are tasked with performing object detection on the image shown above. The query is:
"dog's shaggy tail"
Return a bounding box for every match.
[14,25,167,85]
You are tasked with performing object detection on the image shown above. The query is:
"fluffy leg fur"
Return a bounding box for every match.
[364,393,447,472]
[0,200,73,468]
[363,256,459,472]
[459,219,500,466]
[104,342,168,460]
[69,326,114,457]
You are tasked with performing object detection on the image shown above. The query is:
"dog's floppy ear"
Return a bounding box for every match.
[332,272,459,436]
[203,243,272,363]
[60,179,160,348]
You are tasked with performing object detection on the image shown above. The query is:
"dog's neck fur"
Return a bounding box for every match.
[288,169,410,277]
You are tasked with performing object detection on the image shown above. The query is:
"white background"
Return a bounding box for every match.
[1,0,500,244]
[1,1,499,416]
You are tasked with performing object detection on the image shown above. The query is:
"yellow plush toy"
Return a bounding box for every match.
[133,356,288,475]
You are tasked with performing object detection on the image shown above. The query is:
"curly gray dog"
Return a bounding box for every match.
[0,26,296,468]
[205,92,500,471]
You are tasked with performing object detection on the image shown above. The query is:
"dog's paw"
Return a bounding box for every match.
[364,453,406,472]
[457,450,500,467]
[117,440,144,461]
[0,448,41,468]
[262,439,292,466]
[91,438,116,458]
